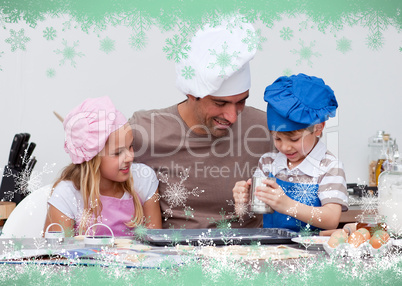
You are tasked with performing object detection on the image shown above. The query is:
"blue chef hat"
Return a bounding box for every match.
[264,73,338,132]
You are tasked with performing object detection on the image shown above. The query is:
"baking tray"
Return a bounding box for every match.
[144,228,298,246]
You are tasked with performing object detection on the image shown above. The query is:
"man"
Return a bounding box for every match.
[130,18,274,229]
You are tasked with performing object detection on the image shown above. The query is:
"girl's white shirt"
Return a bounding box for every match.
[47,163,158,219]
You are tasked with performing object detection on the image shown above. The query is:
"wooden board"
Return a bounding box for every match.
[0,201,16,220]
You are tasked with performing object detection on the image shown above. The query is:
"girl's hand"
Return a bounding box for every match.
[255,179,295,214]
[232,179,251,216]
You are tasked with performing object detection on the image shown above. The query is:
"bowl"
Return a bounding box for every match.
[84,223,115,246]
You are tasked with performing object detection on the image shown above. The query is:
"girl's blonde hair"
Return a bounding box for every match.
[52,155,144,235]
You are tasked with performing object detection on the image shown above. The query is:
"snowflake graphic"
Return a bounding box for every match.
[167,230,186,247]
[227,199,254,226]
[2,166,13,178]
[279,255,318,282]
[15,169,31,196]
[129,31,148,51]
[360,194,379,215]
[291,39,321,67]
[286,203,298,218]
[336,36,352,54]
[280,27,294,41]
[26,168,48,193]
[43,27,57,41]
[181,65,195,80]
[75,208,102,236]
[157,168,204,220]
[132,224,148,241]
[61,18,78,31]
[288,183,318,206]
[1,240,25,259]
[176,21,198,42]
[166,183,188,207]
[241,28,266,52]
[208,209,235,230]
[99,36,115,54]
[183,206,195,220]
[33,237,46,249]
[54,40,84,67]
[366,31,384,51]
[46,68,56,78]
[399,47,402,52]
[310,207,323,222]
[282,68,292,76]
[386,213,402,238]
[208,41,240,77]
[162,34,191,63]
[298,222,317,237]
[0,13,6,29]
[2,163,56,202]
[5,29,30,52]
[295,235,316,249]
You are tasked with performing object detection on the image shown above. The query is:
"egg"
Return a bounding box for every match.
[356,228,371,241]
[347,231,365,248]
[328,229,348,248]
[369,230,390,249]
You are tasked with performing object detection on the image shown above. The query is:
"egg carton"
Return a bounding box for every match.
[323,239,393,257]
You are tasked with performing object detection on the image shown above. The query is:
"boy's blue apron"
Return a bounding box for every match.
[263,174,321,232]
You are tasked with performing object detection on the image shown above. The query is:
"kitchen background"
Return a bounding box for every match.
[0,0,401,192]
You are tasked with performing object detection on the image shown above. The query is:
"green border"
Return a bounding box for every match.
[1,0,402,33]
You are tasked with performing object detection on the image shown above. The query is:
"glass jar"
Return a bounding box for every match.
[356,213,386,236]
[368,131,385,186]
[377,161,402,238]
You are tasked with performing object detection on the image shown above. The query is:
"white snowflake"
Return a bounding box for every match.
[287,183,318,206]
[2,166,13,177]
[278,255,321,282]
[360,194,379,215]
[157,168,204,220]
[226,199,254,226]
[33,237,46,249]
[3,163,56,201]
[387,213,402,238]
[14,169,31,195]
[310,207,323,222]
[286,204,298,217]
[75,207,103,236]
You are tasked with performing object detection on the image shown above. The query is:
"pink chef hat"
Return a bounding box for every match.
[63,96,127,164]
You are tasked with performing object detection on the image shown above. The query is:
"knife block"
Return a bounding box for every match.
[0,166,28,205]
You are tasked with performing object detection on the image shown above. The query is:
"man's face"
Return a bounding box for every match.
[191,91,249,137]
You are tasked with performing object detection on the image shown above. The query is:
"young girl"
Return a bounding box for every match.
[44,96,162,237]
[233,74,348,232]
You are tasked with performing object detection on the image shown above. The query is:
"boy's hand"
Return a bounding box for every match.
[255,178,295,214]
[232,179,251,216]
[232,179,251,204]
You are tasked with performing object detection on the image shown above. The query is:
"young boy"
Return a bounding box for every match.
[233,73,348,232]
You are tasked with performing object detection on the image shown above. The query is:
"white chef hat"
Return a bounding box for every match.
[175,17,257,98]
